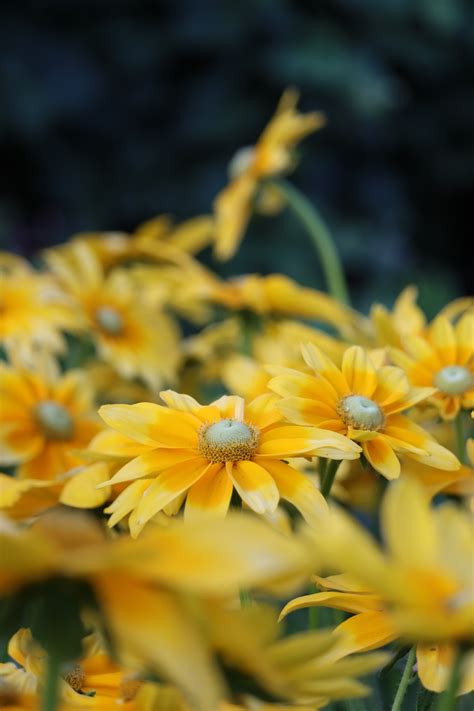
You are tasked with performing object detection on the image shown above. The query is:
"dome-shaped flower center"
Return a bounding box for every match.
[228,145,255,180]
[95,305,124,335]
[35,400,74,440]
[338,395,385,431]
[198,419,259,463]
[62,663,85,692]
[434,365,473,396]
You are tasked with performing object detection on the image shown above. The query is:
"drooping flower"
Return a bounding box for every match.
[391,312,474,419]
[213,89,325,260]
[44,241,181,391]
[269,344,459,479]
[96,391,361,536]
[0,357,101,480]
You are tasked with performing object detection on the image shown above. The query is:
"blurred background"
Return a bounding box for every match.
[1,0,472,313]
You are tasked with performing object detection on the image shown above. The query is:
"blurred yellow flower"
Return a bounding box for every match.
[0,358,100,480]
[391,312,474,419]
[269,344,459,479]
[45,241,182,391]
[0,255,76,356]
[213,89,325,260]
[97,391,361,536]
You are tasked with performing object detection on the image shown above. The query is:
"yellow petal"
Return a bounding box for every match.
[430,316,457,365]
[342,347,378,397]
[60,462,111,508]
[301,344,349,397]
[330,611,397,656]
[363,437,400,480]
[101,449,197,487]
[229,460,280,514]
[455,312,474,366]
[184,465,232,520]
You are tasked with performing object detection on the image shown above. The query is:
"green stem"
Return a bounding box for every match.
[435,648,463,711]
[453,412,465,464]
[42,653,60,711]
[321,459,341,498]
[308,582,319,630]
[271,178,350,305]
[239,590,252,608]
[318,457,328,485]
[391,646,416,711]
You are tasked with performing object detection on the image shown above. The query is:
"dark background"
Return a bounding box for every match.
[1,0,473,313]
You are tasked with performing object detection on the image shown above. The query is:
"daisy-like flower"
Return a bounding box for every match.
[213,89,325,261]
[0,357,100,480]
[391,312,474,419]
[269,344,460,479]
[44,241,181,391]
[97,391,361,536]
[0,254,76,356]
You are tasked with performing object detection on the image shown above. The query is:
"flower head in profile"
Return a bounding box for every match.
[0,254,76,356]
[213,89,325,260]
[269,344,459,479]
[45,241,181,391]
[391,312,474,419]
[0,356,100,480]
[97,391,361,536]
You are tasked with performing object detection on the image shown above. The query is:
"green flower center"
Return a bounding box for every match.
[198,418,259,463]
[35,400,74,440]
[434,365,473,396]
[95,305,124,335]
[228,145,255,179]
[338,395,385,431]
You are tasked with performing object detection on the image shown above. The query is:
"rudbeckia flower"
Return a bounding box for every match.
[269,344,459,479]
[45,241,181,391]
[213,89,325,260]
[0,255,76,356]
[280,573,474,696]
[97,391,361,536]
[0,509,315,710]
[391,312,474,419]
[0,358,100,480]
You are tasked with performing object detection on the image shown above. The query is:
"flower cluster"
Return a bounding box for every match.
[1,91,472,711]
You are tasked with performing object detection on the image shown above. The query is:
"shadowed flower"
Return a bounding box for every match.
[269,344,459,479]
[213,89,325,260]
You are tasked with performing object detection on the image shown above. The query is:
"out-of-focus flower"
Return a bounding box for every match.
[44,241,181,391]
[280,571,474,695]
[213,90,325,260]
[269,344,459,479]
[0,254,76,357]
[0,357,100,480]
[391,313,474,419]
[0,509,314,710]
[97,391,361,536]
[46,214,213,270]
[307,478,474,645]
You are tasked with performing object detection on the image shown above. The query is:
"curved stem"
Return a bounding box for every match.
[391,646,416,711]
[42,653,60,711]
[271,178,350,305]
[321,459,341,498]
[435,648,463,711]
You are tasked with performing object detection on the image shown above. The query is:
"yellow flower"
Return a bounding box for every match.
[269,344,459,479]
[213,89,325,260]
[0,509,315,710]
[45,241,181,390]
[280,573,474,696]
[391,312,474,419]
[0,255,76,356]
[97,391,361,536]
[0,359,100,480]
[309,478,474,644]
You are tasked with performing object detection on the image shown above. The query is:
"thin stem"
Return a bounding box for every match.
[435,648,463,711]
[271,178,350,305]
[42,653,60,711]
[391,646,416,711]
[453,412,466,464]
[321,459,341,498]
[239,590,252,608]
[318,457,328,485]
